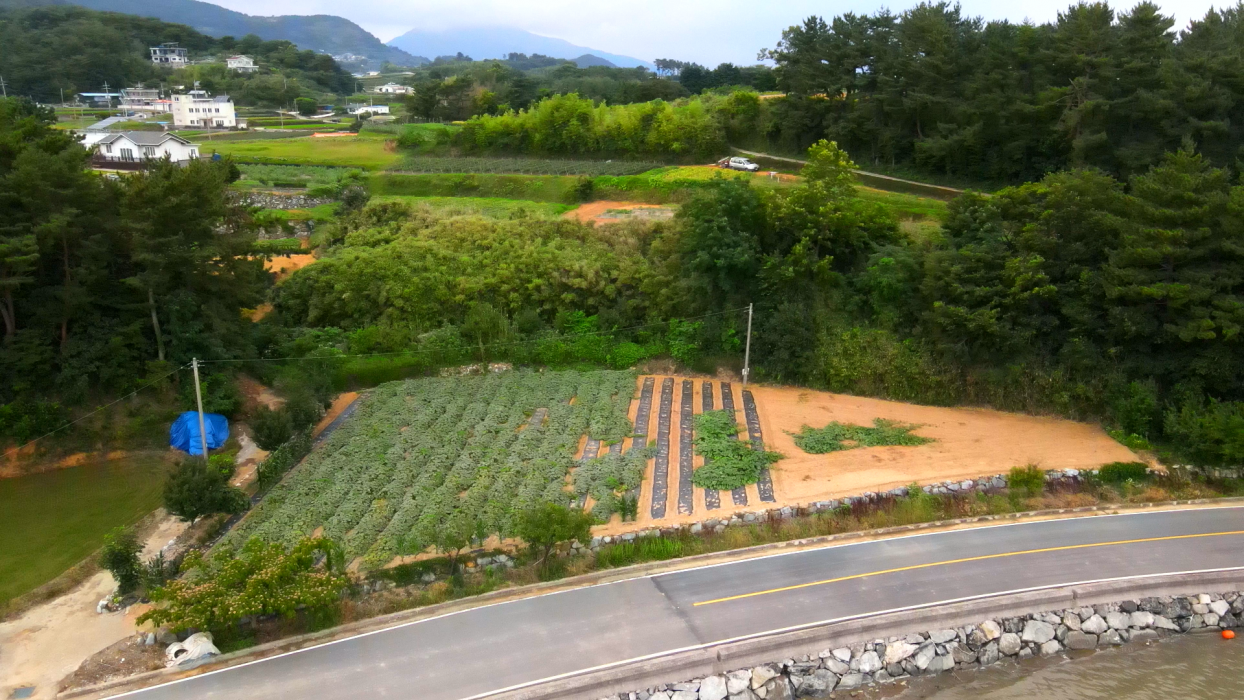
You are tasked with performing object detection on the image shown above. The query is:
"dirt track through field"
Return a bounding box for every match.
[592,375,1140,537]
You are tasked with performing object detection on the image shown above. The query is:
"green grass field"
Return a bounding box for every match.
[370,195,574,218]
[0,455,168,604]
[204,133,400,170]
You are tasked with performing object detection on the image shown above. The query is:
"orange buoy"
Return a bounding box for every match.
[1223,630,1236,640]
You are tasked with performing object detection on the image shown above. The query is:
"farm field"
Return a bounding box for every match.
[217,370,639,569]
[369,195,574,219]
[597,375,1142,534]
[395,156,663,176]
[564,201,677,225]
[0,455,168,604]
[203,133,400,170]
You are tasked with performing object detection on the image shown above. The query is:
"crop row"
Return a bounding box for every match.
[217,370,637,569]
[393,157,662,177]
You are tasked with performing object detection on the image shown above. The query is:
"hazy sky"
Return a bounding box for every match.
[208,0,1226,65]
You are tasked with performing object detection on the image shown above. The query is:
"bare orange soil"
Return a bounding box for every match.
[313,392,360,438]
[594,376,1138,536]
[265,253,317,282]
[563,201,674,226]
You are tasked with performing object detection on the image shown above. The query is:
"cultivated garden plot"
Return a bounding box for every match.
[216,370,637,569]
[598,375,1145,535]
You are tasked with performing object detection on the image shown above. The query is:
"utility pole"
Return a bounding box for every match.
[191,358,210,461]
[1,76,8,98]
[741,302,751,385]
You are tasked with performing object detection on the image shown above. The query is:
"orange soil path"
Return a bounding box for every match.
[593,376,1138,536]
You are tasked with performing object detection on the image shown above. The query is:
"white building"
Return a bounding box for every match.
[120,87,171,114]
[373,82,412,94]
[171,91,238,128]
[348,103,390,115]
[151,43,189,66]
[226,55,258,73]
[90,132,201,165]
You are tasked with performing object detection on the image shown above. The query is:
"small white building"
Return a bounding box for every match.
[348,103,390,115]
[373,82,412,94]
[90,132,201,164]
[151,43,189,66]
[171,91,238,128]
[226,55,258,73]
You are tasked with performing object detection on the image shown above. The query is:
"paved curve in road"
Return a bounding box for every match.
[113,507,1244,700]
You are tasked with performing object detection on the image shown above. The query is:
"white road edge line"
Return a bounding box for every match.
[100,506,1244,699]
[459,565,1244,700]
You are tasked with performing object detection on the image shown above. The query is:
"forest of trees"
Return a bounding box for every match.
[0,100,264,407]
[0,5,353,104]
[760,1,1244,184]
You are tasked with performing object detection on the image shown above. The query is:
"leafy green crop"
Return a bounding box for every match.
[791,419,933,454]
[218,370,638,570]
[690,410,782,491]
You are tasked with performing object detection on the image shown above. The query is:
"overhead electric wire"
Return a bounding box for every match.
[5,362,190,455]
[194,306,755,365]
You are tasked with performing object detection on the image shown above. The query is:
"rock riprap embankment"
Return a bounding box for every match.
[605,591,1243,700]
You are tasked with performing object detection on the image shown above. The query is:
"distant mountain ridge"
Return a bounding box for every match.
[388,26,651,69]
[0,0,426,66]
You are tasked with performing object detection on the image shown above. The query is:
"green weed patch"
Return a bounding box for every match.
[791,419,933,454]
[691,410,782,491]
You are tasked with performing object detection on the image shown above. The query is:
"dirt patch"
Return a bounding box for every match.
[265,253,317,282]
[236,375,283,413]
[1,450,134,480]
[563,201,675,226]
[591,376,1139,537]
[312,392,360,439]
[0,513,187,700]
[59,635,165,692]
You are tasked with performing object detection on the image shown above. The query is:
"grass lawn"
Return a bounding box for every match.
[204,133,400,170]
[0,455,169,604]
[370,195,574,218]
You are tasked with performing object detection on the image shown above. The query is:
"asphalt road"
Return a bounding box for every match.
[113,507,1244,700]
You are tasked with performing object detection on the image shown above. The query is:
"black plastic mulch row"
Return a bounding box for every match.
[742,389,776,502]
[650,378,674,519]
[677,379,695,515]
[701,381,721,510]
[720,382,749,506]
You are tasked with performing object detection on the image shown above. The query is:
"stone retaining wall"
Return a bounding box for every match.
[615,591,1243,700]
[575,468,1097,554]
[236,191,332,210]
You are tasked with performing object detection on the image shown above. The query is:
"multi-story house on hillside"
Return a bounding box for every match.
[150,43,189,66]
[226,55,258,73]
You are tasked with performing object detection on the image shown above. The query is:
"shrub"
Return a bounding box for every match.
[255,431,313,489]
[516,503,595,568]
[1163,398,1244,467]
[141,552,180,590]
[163,460,250,523]
[0,399,67,442]
[791,419,933,453]
[138,537,348,635]
[99,527,142,595]
[1007,465,1045,497]
[251,406,294,450]
[1097,462,1150,484]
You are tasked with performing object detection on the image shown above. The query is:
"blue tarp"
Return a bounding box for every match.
[169,412,229,456]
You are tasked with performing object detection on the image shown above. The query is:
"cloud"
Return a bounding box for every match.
[204,0,1225,66]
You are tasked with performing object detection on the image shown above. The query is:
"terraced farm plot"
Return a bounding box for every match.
[217,370,637,569]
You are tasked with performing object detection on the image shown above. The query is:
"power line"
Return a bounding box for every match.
[3,363,189,456]
[195,306,754,365]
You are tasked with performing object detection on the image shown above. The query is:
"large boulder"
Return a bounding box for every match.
[857,650,883,675]
[998,633,1022,656]
[1021,620,1056,644]
[792,670,837,697]
[751,665,780,690]
[884,641,919,665]
[727,670,753,695]
[701,675,728,700]
[1065,632,1098,650]
[1081,615,1109,634]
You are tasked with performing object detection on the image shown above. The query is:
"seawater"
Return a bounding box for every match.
[891,633,1244,700]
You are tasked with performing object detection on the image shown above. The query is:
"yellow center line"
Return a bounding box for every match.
[692,529,1244,607]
